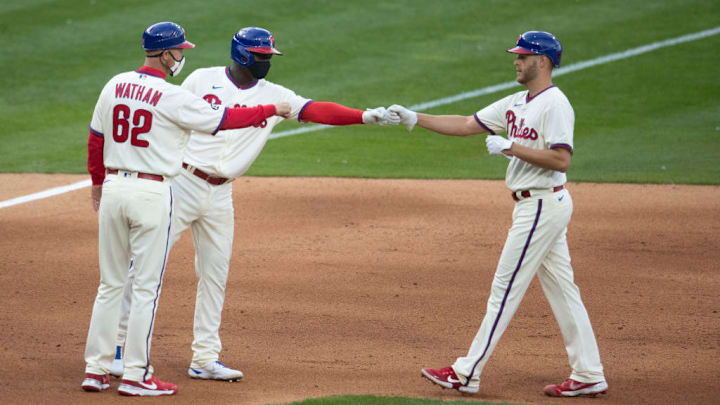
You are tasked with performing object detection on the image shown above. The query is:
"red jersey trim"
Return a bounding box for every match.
[136,65,166,79]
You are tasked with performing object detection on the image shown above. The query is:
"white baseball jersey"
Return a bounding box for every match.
[89,68,227,177]
[179,66,311,179]
[474,85,574,192]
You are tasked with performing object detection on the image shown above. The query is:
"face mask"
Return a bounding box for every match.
[168,54,186,77]
[249,61,271,79]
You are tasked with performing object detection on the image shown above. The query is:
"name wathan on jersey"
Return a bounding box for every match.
[115,82,162,106]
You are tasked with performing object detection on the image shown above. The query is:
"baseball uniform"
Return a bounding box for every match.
[114,67,311,371]
[452,85,605,385]
[85,65,227,382]
[85,65,274,382]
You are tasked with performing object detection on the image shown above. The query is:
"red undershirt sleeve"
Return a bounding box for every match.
[300,101,363,126]
[219,104,277,130]
[87,131,105,185]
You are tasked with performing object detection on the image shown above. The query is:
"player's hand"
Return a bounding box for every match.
[274,102,291,119]
[362,107,393,126]
[91,185,102,212]
[486,135,514,156]
[387,104,418,132]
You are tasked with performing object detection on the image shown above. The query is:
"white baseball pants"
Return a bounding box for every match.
[85,174,173,382]
[452,189,605,384]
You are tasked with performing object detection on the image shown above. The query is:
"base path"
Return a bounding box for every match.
[1,174,718,405]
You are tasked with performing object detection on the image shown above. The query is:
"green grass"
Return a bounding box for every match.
[1,0,719,184]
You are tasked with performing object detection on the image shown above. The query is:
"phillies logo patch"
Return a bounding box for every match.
[506,110,538,140]
[203,94,222,110]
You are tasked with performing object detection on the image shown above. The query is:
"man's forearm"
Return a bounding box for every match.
[507,143,571,172]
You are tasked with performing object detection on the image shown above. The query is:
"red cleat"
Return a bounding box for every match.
[81,373,110,392]
[544,378,608,397]
[421,366,479,393]
[118,376,178,396]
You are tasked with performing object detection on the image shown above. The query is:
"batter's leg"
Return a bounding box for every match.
[188,184,234,369]
[536,230,605,383]
[453,196,571,383]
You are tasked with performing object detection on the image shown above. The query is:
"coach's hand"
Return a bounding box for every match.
[486,135,514,156]
[388,104,418,132]
[274,102,291,119]
[362,107,393,125]
[91,185,102,212]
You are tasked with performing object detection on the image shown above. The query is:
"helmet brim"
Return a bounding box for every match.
[506,46,534,55]
[176,40,195,49]
[246,46,283,55]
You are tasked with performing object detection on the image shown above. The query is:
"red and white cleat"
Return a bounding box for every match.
[544,378,608,397]
[421,366,479,394]
[81,373,110,392]
[118,376,178,396]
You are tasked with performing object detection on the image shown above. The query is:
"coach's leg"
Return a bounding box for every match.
[85,180,131,375]
[189,182,235,368]
[121,182,173,382]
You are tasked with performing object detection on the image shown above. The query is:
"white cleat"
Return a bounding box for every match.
[188,361,244,382]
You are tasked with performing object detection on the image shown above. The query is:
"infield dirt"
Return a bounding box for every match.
[1,174,718,404]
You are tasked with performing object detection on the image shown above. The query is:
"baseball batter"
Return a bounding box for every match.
[109,26,394,381]
[388,31,608,398]
[81,21,290,396]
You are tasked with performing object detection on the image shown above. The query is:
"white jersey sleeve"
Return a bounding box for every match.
[157,86,227,135]
[473,94,514,134]
[89,79,114,135]
[542,97,574,152]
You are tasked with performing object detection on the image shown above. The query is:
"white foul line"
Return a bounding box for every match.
[1,26,718,209]
[0,179,92,209]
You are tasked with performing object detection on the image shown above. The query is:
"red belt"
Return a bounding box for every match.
[182,163,230,185]
[107,169,164,182]
[512,185,564,202]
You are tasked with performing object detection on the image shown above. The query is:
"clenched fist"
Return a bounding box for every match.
[387,104,418,132]
[274,102,291,118]
[485,135,513,156]
[362,107,395,125]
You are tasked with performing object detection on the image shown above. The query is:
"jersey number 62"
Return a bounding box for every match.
[113,104,152,148]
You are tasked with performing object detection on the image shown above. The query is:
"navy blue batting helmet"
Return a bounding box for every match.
[231,27,282,67]
[142,22,195,51]
[507,31,562,67]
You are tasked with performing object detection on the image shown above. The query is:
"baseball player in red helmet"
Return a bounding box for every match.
[108,26,394,382]
[388,31,608,398]
[82,21,290,396]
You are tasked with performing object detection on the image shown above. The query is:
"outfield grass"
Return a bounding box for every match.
[1,0,719,184]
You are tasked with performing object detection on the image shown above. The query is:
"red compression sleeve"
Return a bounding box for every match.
[220,104,277,130]
[87,131,105,185]
[301,101,363,126]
